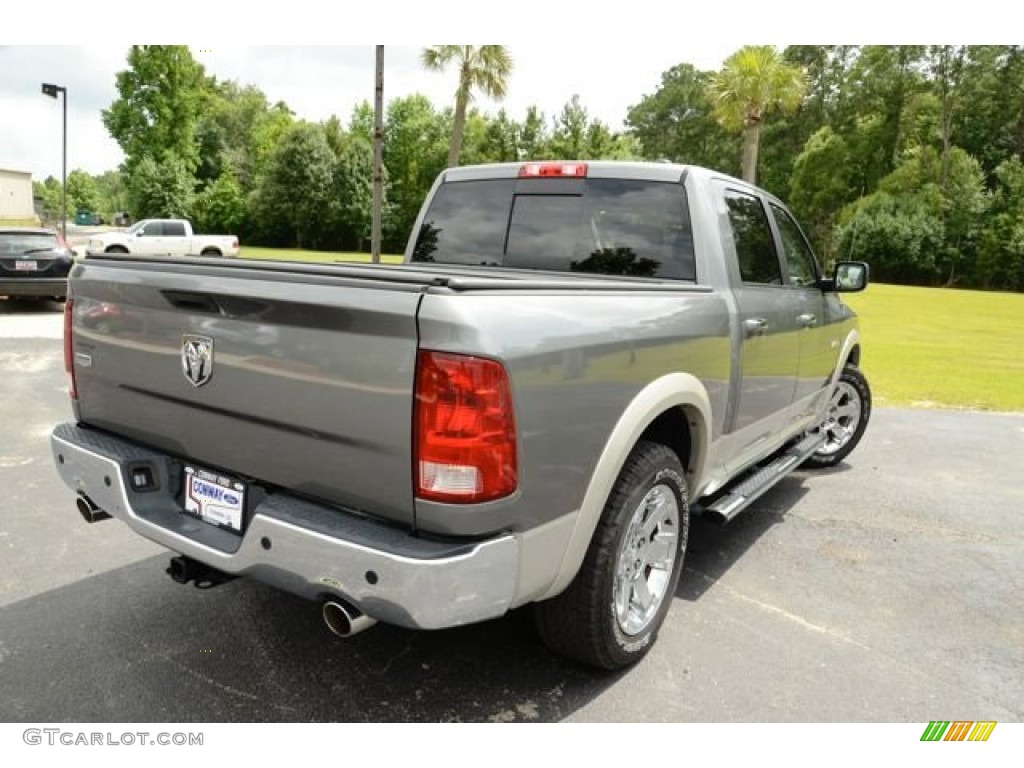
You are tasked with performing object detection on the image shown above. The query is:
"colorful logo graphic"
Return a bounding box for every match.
[920,721,996,742]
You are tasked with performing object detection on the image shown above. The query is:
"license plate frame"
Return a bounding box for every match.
[15,260,38,271]
[182,464,247,533]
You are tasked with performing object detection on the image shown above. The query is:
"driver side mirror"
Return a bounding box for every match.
[822,261,868,293]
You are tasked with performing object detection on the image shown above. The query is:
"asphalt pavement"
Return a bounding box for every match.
[1,300,1022,722]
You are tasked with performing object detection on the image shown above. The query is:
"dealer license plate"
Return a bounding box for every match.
[15,260,37,271]
[183,465,246,532]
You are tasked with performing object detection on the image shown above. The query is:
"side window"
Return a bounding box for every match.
[164,221,187,237]
[724,190,782,285]
[770,203,819,287]
[140,222,163,237]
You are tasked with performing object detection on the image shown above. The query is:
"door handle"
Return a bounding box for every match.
[743,318,768,337]
[797,313,817,328]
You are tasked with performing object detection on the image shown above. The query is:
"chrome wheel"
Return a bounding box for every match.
[614,483,680,636]
[816,381,862,456]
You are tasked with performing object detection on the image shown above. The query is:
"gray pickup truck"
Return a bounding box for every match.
[50,161,870,669]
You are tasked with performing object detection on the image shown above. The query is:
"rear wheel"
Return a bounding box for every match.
[105,245,128,254]
[534,441,689,670]
[200,248,222,257]
[803,365,871,469]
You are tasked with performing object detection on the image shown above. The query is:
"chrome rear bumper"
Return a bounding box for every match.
[50,423,519,630]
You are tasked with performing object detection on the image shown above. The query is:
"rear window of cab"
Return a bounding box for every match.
[411,177,696,281]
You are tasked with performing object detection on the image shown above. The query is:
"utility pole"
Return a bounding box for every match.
[41,82,68,239]
[371,45,384,263]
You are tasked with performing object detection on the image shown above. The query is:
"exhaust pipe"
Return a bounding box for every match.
[77,494,110,523]
[323,600,377,638]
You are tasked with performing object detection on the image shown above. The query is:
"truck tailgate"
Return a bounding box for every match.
[70,258,422,527]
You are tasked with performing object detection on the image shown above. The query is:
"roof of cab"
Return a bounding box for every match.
[440,160,758,190]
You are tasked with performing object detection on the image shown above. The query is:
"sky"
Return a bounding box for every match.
[0,43,739,181]
[0,0,1013,183]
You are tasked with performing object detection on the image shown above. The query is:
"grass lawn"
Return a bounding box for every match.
[239,246,403,264]
[843,283,1024,411]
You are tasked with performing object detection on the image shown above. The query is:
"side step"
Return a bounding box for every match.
[698,432,825,523]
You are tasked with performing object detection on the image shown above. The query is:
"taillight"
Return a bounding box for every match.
[63,298,77,400]
[414,351,517,504]
[519,162,587,178]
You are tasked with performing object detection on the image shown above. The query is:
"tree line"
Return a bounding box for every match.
[36,45,1024,290]
[630,45,1024,290]
[39,46,635,255]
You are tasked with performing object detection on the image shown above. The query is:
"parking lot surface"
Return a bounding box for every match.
[1,301,1022,722]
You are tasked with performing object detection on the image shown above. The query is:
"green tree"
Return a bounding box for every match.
[194,81,295,190]
[93,170,128,218]
[482,108,520,162]
[954,47,1024,179]
[65,169,100,215]
[323,114,346,158]
[834,191,945,285]
[191,169,245,235]
[977,157,1024,289]
[328,136,381,251]
[711,45,807,183]
[251,123,334,248]
[518,106,548,160]
[383,95,449,250]
[926,46,967,188]
[845,46,926,185]
[348,101,374,144]
[128,154,195,219]
[789,127,858,255]
[103,46,208,174]
[626,63,735,172]
[878,145,988,284]
[33,177,63,225]
[248,101,295,187]
[783,46,859,132]
[549,95,590,158]
[421,45,513,167]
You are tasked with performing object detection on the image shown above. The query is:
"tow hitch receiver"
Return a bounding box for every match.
[166,555,236,589]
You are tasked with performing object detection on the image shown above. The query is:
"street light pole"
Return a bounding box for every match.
[41,82,68,240]
[371,45,384,264]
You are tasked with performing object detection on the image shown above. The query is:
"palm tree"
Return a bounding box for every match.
[711,46,807,183]
[421,45,513,167]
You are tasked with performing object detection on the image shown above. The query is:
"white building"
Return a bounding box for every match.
[0,168,36,222]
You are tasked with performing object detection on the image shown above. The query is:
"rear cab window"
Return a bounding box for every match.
[411,175,696,280]
[0,231,59,254]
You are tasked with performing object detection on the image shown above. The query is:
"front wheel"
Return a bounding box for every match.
[534,441,689,670]
[803,365,871,469]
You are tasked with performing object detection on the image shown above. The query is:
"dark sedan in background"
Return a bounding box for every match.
[0,227,73,302]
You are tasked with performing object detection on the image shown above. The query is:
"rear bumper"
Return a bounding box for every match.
[50,422,519,630]
[0,277,68,297]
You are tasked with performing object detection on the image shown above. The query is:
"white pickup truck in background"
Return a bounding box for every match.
[86,219,240,258]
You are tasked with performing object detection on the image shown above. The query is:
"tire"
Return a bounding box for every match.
[803,365,872,469]
[200,248,222,257]
[534,441,689,670]
[105,246,128,254]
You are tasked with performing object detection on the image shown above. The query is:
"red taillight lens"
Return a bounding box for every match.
[414,351,517,504]
[519,162,587,178]
[64,298,77,400]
